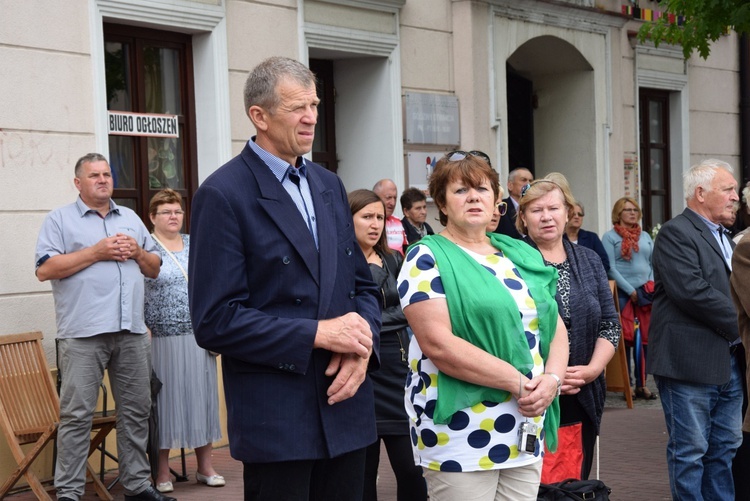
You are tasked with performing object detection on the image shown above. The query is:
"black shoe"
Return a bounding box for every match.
[57,497,76,501]
[124,485,177,501]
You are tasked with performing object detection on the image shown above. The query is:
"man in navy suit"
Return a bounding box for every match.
[188,57,381,501]
[649,159,742,500]
[494,167,533,239]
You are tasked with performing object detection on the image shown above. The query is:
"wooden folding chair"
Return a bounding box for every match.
[604,281,634,409]
[0,331,116,500]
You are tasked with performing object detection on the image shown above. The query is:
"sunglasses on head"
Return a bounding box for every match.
[520,179,561,198]
[445,150,492,167]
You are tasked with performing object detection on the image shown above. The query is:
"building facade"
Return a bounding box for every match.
[0,0,740,484]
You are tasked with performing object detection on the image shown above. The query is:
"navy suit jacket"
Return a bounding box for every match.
[188,143,381,463]
[494,196,523,239]
[648,208,738,385]
[575,228,610,271]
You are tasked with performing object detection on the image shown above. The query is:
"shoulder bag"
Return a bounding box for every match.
[537,478,611,501]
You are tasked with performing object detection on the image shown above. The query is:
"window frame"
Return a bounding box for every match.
[639,88,672,232]
[309,59,338,173]
[103,23,198,228]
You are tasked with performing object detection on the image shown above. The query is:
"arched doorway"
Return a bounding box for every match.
[506,36,594,187]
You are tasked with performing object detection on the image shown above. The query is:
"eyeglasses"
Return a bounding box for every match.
[497,201,508,216]
[155,210,185,217]
[445,150,492,167]
[621,208,639,213]
[573,212,584,217]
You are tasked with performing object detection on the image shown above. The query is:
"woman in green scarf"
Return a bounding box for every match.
[397,151,568,501]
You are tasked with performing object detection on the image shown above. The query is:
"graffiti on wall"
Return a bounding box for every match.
[0,130,73,173]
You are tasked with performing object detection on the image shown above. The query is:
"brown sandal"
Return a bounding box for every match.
[636,387,658,400]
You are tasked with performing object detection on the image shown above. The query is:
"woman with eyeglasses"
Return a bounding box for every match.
[348,189,427,501]
[485,198,508,233]
[565,202,610,272]
[397,151,568,500]
[516,177,620,482]
[602,197,656,400]
[144,189,224,493]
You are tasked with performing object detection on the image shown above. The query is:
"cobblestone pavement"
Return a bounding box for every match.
[599,375,671,500]
[5,376,670,500]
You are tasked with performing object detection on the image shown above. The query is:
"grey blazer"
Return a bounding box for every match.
[648,208,738,385]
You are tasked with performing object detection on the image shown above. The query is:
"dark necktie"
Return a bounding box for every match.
[287,167,316,241]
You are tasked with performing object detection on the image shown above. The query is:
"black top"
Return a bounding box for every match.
[526,237,621,433]
[402,217,434,249]
[368,251,411,435]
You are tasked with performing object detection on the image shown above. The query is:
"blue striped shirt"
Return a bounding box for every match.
[249,138,319,248]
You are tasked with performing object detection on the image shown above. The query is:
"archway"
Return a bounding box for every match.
[506,36,595,205]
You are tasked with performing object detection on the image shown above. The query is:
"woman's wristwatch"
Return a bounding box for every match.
[546,373,562,397]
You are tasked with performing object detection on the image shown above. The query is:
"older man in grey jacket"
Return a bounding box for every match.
[649,159,741,501]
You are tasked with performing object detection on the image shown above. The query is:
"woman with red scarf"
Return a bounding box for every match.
[602,197,656,400]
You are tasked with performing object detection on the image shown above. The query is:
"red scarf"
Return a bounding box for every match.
[614,224,641,261]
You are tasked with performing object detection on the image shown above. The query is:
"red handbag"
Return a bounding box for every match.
[541,422,584,483]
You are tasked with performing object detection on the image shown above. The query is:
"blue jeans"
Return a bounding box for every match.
[656,354,743,501]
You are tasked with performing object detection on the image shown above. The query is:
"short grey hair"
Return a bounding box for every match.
[508,167,532,183]
[243,57,316,116]
[683,159,734,201]
[74,153,108,177]
[742,181,750,205]
[373,179,396,195]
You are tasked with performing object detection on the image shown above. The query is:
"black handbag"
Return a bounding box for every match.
[537,478,611,501]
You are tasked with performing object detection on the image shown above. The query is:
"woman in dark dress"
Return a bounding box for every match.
[348,189,426,501]
[516,179,621,480]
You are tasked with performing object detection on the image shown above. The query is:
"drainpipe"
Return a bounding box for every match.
[740,34,750,184]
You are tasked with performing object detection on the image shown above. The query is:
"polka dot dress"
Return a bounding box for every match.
[397,243,546,472]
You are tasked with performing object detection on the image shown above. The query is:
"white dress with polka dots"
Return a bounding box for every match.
[397,243,546,472]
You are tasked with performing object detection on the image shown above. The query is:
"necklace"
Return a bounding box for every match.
[444,227,488,247]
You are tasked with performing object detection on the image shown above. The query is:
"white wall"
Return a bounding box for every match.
[0,1,95,343]
[334,57,400,194]
[534,71,598,228]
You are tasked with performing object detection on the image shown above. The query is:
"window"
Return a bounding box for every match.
[639,89,671,231]
[310,59,338,173]
[104,24,197,226]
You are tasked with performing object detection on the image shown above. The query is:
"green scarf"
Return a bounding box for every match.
[417,233,561,451]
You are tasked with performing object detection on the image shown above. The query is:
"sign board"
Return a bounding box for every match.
[404,92,459,146]
[108,111,179,138]
[406,151,444,195]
